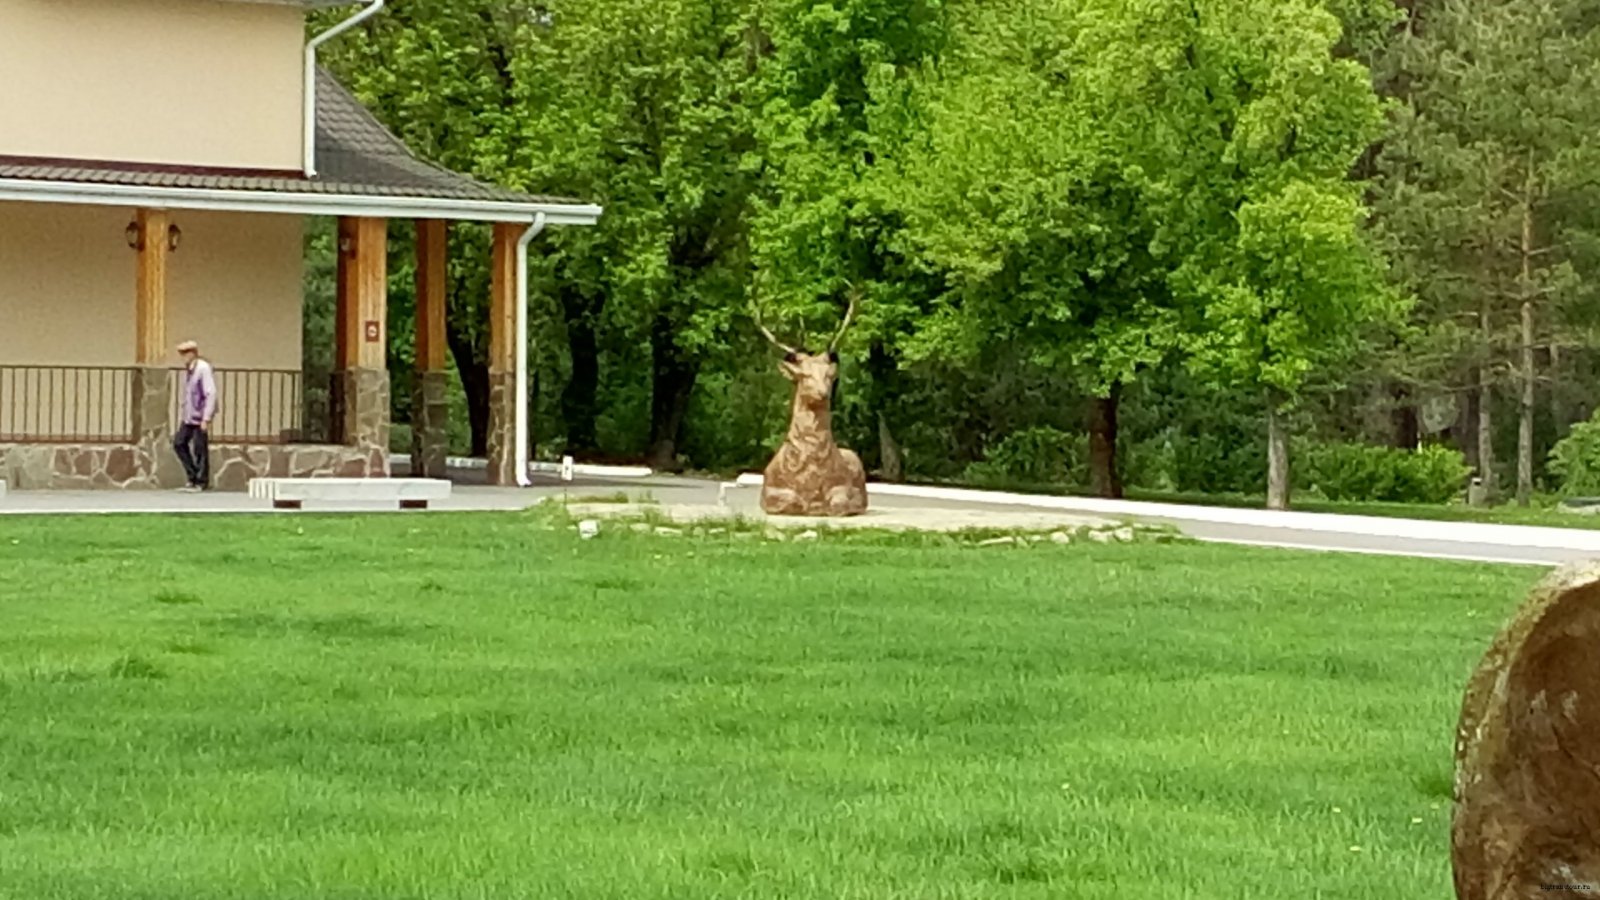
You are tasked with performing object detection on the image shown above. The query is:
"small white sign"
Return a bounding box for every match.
[561,456,575,483]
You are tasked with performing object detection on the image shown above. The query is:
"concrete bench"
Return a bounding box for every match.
[248,478,451,511]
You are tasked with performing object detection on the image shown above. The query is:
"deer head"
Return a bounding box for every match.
[754,289,859,409]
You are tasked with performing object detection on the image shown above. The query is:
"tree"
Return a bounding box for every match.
[514,0,764,469]
[889,0,1187,498]
[746,0,951,481]
[1374,0,1600,505]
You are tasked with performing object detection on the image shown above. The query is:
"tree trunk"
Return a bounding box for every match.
[1477,376,1496,505]
[1392,383,1420,449]
[560,292,602,457]
[1518,299,1535,506]
[1549,343,1565,437]
[1267,393,1290,511]
[1459,381,1480,472]
[866,342,904,482]
[877,413,903,483]
[447,330,490,458]
[646,316,697,472]
[1516,171,1537,507]
[1087,386,1123,499]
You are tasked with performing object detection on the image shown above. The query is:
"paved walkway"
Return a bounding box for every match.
[4,473,1598,567]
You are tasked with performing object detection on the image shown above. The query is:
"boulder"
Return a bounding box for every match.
[1453,562,1600,899]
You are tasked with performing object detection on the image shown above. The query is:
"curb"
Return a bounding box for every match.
[729,474,1600,553]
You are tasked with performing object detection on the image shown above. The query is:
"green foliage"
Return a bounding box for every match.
[1548,413,1600,497]
[1296,442,1472,504]
[963,427,1087,487]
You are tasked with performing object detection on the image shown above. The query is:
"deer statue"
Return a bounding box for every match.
[754,292,869,517]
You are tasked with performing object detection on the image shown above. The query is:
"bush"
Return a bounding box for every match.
[1296,442,1470,504]
[1549,414,1600,497]
[963,427,1086,487]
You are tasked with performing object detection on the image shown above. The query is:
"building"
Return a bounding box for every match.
[0,0,601,490]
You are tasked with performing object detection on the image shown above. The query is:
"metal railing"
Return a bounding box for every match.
[0,366,136,443]
[170,368,307,444]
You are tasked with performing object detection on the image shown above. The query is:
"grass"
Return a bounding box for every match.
[0,511,1533,899]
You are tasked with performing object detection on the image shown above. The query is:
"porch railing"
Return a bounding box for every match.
[170,368,308,445]
[1,365,342,446]
[0,366,136,443]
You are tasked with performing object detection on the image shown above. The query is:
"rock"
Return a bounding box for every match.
[1087,530,1114,543]
[629,523,653,534]
[654,527,683,537]
[795,530,820,542]
[1049,532,1073,545]
[1452,562,1600,899]
[977,537,1016,547]
[1113,527,1137,543]
[578,520,600,540]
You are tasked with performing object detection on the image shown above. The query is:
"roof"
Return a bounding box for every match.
[0,70,599,225]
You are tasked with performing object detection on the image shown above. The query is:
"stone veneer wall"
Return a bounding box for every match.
[0,442,385,491]
[1,364,396,492]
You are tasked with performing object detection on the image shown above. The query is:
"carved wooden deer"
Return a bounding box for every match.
[755,294,869,517]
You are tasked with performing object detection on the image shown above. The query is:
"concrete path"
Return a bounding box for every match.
[4,472,1599,567]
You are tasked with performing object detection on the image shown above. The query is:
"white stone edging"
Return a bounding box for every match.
[729,474,1600,552]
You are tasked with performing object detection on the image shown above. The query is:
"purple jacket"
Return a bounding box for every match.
[181,360,218,426]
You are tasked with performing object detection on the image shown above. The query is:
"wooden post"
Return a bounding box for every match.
[134,209,169,365]
[413,220,450,478]
[415,220,449,374]
[336,216,388,371]
[333,216,390,462]
[486,222,521,485]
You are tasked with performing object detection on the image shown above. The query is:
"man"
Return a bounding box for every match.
[174,340,217,492]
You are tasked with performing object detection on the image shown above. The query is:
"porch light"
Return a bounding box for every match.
[124,221,183,252]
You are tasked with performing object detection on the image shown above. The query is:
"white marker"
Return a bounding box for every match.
[561,455,575,483]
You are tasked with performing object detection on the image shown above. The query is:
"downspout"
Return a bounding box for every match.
[515,213,549,487]
[303,0,386,177]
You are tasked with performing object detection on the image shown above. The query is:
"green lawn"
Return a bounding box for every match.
[0,512,1531,899]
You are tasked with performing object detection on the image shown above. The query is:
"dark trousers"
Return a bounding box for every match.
[174,423,210,488]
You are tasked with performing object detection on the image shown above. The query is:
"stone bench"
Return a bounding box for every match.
[248,478,451,511]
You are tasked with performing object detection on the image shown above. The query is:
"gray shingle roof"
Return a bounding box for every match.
[0,69,576,208]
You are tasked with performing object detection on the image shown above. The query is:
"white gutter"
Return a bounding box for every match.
[514,212,549,487]
[303,0,387,177]
[0,179,603,225]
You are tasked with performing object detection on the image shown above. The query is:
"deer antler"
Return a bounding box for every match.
[828,285,861,354]
[751,294,798,356]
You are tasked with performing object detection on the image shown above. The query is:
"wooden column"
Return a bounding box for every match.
[134,209,170,365]
[485,222,521,485]
[412,220,450,478]
[336,216,388,371]
[415,220,449,374]
[333,216,391,473]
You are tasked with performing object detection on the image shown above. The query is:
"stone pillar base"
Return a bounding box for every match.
[412,371,450,479]
[133,366,186,489]
[486,370,516,486]
[341,367,392,478]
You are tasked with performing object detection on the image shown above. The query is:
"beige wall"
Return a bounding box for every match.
[0,201,305,438]
[0,0,305,170]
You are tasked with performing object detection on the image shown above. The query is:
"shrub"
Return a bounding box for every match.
[1549,414,1600,497]
[1169,431,1267,495]
[1296,442,1470,504]
[963,427,1086,487]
